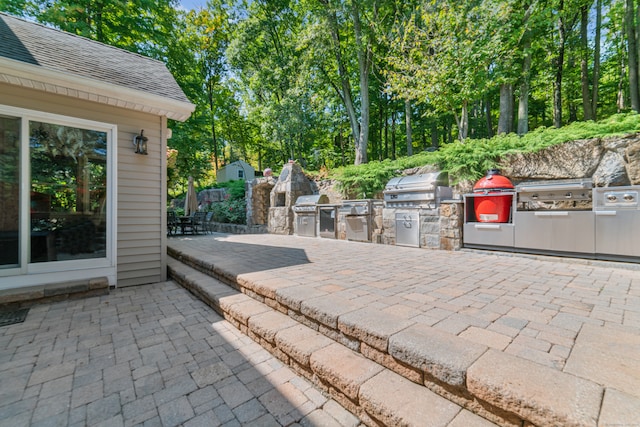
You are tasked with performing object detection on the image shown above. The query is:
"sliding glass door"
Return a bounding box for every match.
[0,106,114,280]
[0,115,20,268]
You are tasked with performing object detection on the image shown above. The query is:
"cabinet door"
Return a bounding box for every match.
[514,212,554,250]
[549,211,594,254]
[596,211,640,257]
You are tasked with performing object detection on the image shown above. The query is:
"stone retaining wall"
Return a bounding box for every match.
[207,222,268,234]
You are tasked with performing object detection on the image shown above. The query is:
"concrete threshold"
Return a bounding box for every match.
[168,244,635,427]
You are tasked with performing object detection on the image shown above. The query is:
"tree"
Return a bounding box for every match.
[386,0,504,141]
[626,0,639,111]
[27,0,180,57]
[190,3,231,171]
[315,0,377,164]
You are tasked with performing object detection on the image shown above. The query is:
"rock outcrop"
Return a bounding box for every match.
[499,133,640,186]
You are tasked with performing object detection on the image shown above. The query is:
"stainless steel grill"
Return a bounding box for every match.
[383,172,452,247]
[383,172,453,209]
[514,179,594,255]
[515,179,592,208]
[293,194,329,237]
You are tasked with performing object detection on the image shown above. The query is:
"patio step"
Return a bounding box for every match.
[167,257,498,427]
[167,247,606,427]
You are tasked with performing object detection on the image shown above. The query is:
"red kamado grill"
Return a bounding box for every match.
[472,169,515,223]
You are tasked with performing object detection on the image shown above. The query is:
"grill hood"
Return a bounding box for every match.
[294,194,329,206]
[384,172,449,193]
[384,172,452,208]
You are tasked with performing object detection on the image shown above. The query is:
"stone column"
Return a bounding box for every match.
[439,201,463,250]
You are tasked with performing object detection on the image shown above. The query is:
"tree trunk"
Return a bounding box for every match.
[553,3,566,128]
[618,53,627,112]
[498,83,513,134]
[485,97,494,138]
[580,4,593,121]
[431,124,439,150]
[517,36,531,135]
[384,95,389,159]
[207,81,219,172]
[626,0,640,111]
[405,100,413,156]
[454,101,469,141]
[592,0,602,120]
[352,0,373,165]
[568,53,579,123]
[391,109,396,160]
[378,93,384,160]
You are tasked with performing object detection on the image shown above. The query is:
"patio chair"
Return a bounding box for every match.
[167,211,178,236]
[204,212,214,234]
[192,211,207,234]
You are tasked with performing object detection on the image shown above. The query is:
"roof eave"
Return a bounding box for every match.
[0,57,195,122]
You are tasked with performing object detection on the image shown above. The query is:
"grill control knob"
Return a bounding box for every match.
[624,194,634,201]
[606,194,618,202]
[531,193,538,200]
[565,192,572,198]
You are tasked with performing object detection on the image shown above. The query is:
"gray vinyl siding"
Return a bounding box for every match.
[1,83,168,287]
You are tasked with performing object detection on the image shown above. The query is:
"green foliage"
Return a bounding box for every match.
[216,179,246,199]
[210,197,246,224]
[331,113,640,197]
[202,179,247,224]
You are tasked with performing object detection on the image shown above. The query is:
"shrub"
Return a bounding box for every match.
[210,196,247,224]
[331,113,640,197]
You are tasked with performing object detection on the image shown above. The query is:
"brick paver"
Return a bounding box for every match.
[0,282,359,427]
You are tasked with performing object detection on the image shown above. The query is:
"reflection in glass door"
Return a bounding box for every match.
[0,116,20,268]
[30,121,107,263]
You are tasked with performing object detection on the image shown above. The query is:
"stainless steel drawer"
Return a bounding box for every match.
[463,223,514,248]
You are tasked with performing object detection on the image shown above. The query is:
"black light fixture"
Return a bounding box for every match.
[133,129,148,155]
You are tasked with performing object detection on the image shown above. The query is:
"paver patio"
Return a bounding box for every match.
[0,281,358,426]
[167,233,640,426]
[1,232,638,426]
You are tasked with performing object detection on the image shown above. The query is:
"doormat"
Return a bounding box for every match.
[0,308,30,327]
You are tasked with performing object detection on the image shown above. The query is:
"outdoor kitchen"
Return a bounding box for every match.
[258,132,640,263]
[288,169,462,249]
[463,170,640,262]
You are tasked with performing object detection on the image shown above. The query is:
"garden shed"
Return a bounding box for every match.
[0,13,194,294]
[216,160,255,183]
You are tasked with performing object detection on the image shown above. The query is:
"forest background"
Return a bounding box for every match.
[2,0,639,197]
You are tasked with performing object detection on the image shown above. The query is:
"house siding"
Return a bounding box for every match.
[1,83,168,287]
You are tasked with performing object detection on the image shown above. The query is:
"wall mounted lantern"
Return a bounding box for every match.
[133,129,148,155]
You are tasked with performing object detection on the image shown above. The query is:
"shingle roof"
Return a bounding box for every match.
[0,12,193,119]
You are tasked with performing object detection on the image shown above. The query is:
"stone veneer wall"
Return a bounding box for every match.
[246,177,276,227]
[268,162,314,235]
[439,201,463,250]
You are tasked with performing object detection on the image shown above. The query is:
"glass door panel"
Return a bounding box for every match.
[0,116,20,268]
[30,121,107,263]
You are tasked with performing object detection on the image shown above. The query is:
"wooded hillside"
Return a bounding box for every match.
[3,0,638,195]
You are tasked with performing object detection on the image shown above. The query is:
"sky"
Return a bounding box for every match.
[179,0,207,10]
